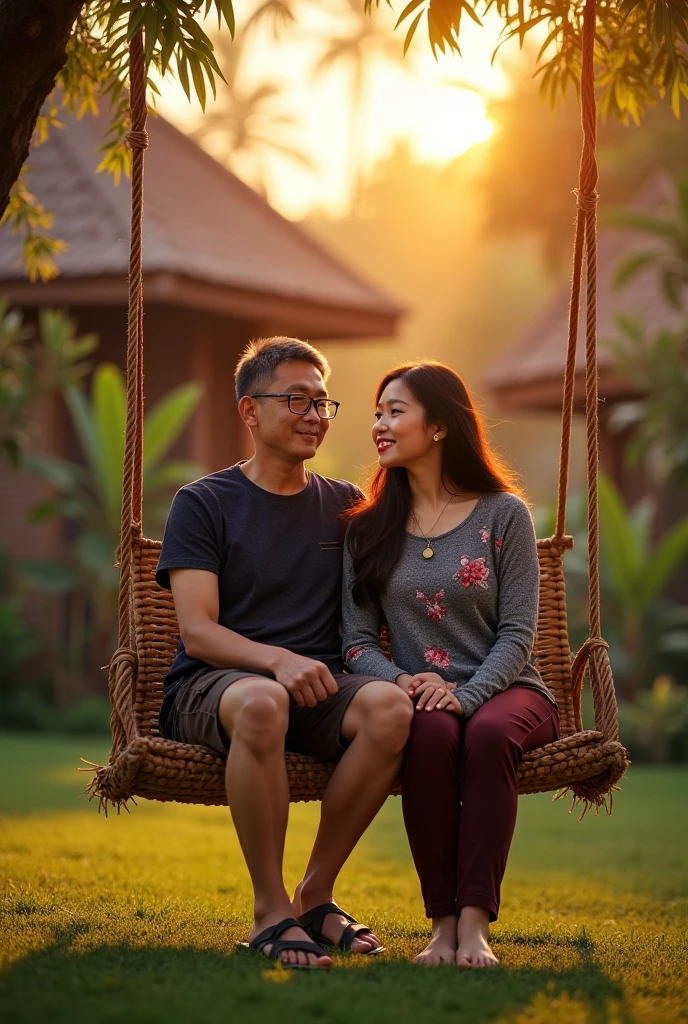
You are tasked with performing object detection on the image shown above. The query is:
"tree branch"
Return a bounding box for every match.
[0,0,86,218]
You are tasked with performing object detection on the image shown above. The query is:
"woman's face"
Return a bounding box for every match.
[372,378,439,469]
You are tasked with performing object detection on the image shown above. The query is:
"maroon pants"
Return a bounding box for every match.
[401,686,560,922]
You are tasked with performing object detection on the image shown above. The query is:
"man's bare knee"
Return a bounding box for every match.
[344,682,413,751]
[219,678,289,754]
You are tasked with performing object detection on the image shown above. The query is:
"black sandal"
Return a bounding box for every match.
[241,917,330,969]
[298,902,385,955]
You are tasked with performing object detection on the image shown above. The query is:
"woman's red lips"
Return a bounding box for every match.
[376,439,395,453]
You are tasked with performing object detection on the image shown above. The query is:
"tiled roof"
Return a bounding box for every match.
[0,108,402,334]
[484,175,681,406]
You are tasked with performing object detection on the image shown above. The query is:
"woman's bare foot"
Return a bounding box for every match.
[414,914,459,964]
[456,906,499,968]
[292,880,382,954]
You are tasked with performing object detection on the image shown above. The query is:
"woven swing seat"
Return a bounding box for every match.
[90,535,628,811]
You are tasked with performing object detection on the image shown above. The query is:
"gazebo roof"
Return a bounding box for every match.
[0,109,403,339]
[484,175,680,411]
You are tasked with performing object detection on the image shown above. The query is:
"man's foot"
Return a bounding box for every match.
[456,906,499,969]
[413,915,458,964]
[247,911,332,968]
[293,882,382,954]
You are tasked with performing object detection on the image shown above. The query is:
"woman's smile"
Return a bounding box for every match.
[376,438,395,454]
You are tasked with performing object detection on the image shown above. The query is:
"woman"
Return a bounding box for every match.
[341,361,560,969]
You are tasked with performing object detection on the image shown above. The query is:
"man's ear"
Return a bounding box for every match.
[238,395,259,429]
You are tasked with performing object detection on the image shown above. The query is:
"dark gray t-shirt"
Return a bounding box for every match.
[156,464,361,732]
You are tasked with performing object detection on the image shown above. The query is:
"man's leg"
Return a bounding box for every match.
[218,677,332,968]
[293,681,413,952]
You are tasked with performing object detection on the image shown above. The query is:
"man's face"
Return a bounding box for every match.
[242,360,332,462]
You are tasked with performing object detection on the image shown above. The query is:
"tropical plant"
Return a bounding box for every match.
[534,473,688,699]
[608,317,688,489]
[21,363,203,683]
[3,0,688,280]
[0,300,96,467]
[596,473,688,697]
[609,175,688,309]
[0,548,41,698]
[618,676,688,762]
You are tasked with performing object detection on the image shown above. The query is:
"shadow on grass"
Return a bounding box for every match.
[0,926,628,1024]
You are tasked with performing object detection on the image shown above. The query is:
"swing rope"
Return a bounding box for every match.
[553,0,618,745]
[106,27,148,762]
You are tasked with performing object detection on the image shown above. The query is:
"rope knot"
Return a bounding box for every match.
[126,128,149,151]
[575,188,599,213]
[108,646,138,676]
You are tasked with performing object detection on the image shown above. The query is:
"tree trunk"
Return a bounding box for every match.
[0,0,86,218]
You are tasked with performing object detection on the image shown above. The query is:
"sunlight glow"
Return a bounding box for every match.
[155,3,507,220]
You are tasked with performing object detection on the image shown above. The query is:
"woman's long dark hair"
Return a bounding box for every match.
[345,361,523,605]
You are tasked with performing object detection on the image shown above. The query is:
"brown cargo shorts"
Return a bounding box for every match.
[165,667,384,761]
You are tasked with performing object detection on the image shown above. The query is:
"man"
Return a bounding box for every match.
[156,336,413,969]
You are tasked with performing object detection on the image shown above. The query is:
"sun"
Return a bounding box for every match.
[404,88,494,163]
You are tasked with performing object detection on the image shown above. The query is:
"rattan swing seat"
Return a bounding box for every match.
[88,4,628,817]
[90,534,628,813]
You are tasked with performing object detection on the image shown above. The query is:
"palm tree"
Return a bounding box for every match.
[192,13,313,200]
[313,0,409,208]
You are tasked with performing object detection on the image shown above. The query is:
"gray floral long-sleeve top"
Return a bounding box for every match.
[341,491,557,719]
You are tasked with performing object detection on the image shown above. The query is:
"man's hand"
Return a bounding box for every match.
[408,672,463,714]
[270,649,338,708]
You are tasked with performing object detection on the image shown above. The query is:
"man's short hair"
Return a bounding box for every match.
[234,336,331,403]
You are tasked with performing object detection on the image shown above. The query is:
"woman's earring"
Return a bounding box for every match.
[434,433,440,442]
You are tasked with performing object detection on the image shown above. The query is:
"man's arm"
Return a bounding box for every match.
[170,568,337,708]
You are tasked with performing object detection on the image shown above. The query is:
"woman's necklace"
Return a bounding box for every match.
[411,496,454,559]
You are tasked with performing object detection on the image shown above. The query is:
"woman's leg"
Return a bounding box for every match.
[401,706,462,963]
[455,687,560,967]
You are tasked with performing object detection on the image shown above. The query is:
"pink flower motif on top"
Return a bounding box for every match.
[479,526,490,544]
[416,589,447,621]
[424,647,450,669]
[453,554,490,589]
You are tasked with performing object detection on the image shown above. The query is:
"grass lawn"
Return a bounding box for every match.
[1,731,686,1024]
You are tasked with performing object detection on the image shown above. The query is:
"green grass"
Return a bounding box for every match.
[1,731,686,1024]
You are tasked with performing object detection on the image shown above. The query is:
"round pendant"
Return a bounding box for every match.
[422,546,434,559]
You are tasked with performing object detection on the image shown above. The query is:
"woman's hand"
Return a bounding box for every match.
[408,673,463,714]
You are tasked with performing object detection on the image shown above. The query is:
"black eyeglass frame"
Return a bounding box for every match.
[249,393,340,419]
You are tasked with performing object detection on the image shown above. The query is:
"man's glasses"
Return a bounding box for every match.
[250,393,340,420]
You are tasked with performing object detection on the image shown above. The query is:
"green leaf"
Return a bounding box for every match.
[612,251,657,290]
[145,460,202,492]
[189,54,207,110]
[395,0,425,30]
[20,559,77,594]
[403,10,424,54]
[598,473,642,602]
[75,530,119,581]
[63,385,100,478]
[91,363,126,530]
[144,382,203,470]
[643,514,688,604]
[22,451,84,492]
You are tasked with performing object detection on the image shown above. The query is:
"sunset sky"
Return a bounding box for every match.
[156,1,511,219]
